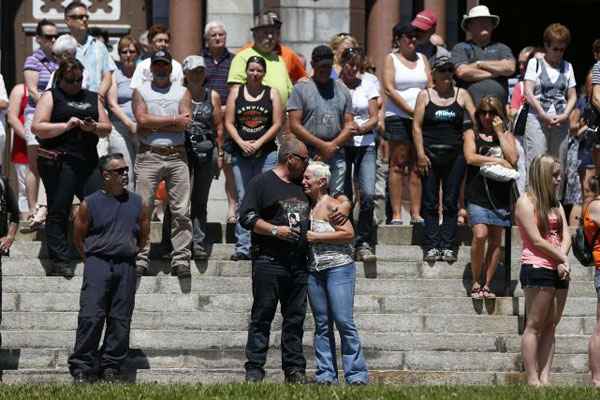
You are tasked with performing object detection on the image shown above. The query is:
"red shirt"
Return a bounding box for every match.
[11,86,29,164]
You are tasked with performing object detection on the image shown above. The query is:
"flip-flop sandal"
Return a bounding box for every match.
[480,286,496,299]
[471,285,482,299]
[390,219,403,225]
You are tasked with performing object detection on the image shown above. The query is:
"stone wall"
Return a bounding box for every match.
[206,0,254,51]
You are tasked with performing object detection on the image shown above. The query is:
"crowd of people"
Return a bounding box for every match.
[1,0,600,387]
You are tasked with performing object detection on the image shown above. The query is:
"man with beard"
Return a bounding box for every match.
[68,153,150,383]
[239,136,310,383]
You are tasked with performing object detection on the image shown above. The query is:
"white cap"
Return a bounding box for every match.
[182,55,206,72]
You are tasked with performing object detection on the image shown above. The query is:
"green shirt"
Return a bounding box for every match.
[227,47,293,106]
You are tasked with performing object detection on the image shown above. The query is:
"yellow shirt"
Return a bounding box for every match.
[227,47,293,106]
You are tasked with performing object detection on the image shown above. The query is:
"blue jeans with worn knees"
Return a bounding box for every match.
[308,147,347,196]
[232,151,278,256]
[421,155,465,251]
[344,146,376,247]
[308,263,368,384]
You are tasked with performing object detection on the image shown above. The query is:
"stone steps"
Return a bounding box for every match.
[0,331,594,355]
[14,223,538,246]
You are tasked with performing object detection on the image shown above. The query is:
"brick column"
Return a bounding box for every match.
[424,0,447,41]
[169,0,203,62]
[367,0,401,79]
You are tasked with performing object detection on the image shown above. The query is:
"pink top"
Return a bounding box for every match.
[511,82,526,110]
[519,212,562,270]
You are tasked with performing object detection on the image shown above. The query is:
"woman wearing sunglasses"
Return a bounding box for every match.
[464,96,518,298]
[412,56,476,263]
[31,58,111,277]
[107,36,141,190]
[523,23,577,167]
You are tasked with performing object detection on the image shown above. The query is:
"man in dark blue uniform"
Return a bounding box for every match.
[68,153,151,383]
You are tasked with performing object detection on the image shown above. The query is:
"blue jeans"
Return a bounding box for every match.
[232,151,278,256]
[307,263,368,384]
[344,146,376,247]
[421,154,465,251]
[308,146,346,196]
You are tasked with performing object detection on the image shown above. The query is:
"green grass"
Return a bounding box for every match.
[0,384,598,400]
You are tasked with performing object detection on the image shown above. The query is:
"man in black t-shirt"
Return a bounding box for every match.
[239,136,310,384]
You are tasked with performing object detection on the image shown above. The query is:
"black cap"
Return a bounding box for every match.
[311,45,334,67]
[431,56,454,71]
[392,23,417,38]
[151,50,172,64]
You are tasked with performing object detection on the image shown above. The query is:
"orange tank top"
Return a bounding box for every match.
[583,200,600,269]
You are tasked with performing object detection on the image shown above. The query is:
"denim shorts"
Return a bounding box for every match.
[467,203,511,228]
[520,263,569,290]
[383,116,412,143]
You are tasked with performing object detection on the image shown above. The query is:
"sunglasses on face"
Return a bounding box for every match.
[550,47,566,52]
[436,67,454,73]
[107,167,129,175]
[120,49,137,55]
[68,14,89,21]
[63,76,83,85]
[480,110,495,116]
[290,153,309,164]
[41,34,59,40]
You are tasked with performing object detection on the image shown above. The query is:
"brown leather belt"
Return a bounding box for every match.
[139,143,185,156]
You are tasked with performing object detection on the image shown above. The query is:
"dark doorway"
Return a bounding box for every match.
[482,0,599,85]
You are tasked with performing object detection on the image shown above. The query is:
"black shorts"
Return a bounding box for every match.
[519,263,569,290]
[383,116,412,143]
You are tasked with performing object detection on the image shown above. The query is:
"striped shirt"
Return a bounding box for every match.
[23,49,58,111]
[203,48,233,106]
[592,61,600,85]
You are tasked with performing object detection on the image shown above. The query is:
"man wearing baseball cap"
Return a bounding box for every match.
[132,50,193,278]
[288,45,354,196]
[450,5,515,107]
[411,9,450,64]
[227,11,293,106]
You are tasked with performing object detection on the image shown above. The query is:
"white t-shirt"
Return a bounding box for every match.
[130,58,184,90]
[524,57,576,115]
[384,53,428,118]
[347,72,380,147]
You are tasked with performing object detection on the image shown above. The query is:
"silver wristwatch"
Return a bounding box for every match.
[271,226,278,236]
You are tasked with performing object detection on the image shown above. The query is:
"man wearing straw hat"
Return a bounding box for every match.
[451,5,515,107]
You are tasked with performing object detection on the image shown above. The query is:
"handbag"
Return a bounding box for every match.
[573,201,600,267]
[479,146,519,182]
[512,103,529,137]
[186,134,214,163]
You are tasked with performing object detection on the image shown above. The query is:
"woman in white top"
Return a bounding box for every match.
[338,47,379,261]
[383,23,431,225]
[523,23,577,168]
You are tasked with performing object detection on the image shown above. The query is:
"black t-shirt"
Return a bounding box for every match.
[239,170,310,260]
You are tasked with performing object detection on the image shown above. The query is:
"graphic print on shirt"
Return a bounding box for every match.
[434,109,457,122]
[237,104,270,136]
[280,197,310,234]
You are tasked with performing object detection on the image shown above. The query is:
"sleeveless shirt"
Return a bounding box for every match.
[384,53,428,119]
[83,190,143,259]
[466,134,512,210]
[309,217,354,272]
[137,82,187,146]
[233,85,276,155]
[42,87,99,162]
[421,89,465,147]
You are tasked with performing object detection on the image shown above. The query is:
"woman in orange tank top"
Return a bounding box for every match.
[515,154,571,386]
[583,175,600,386]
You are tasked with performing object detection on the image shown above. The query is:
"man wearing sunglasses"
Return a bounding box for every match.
[68,153,150,383]
[450,5,515,107]
[64,1,115,101]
